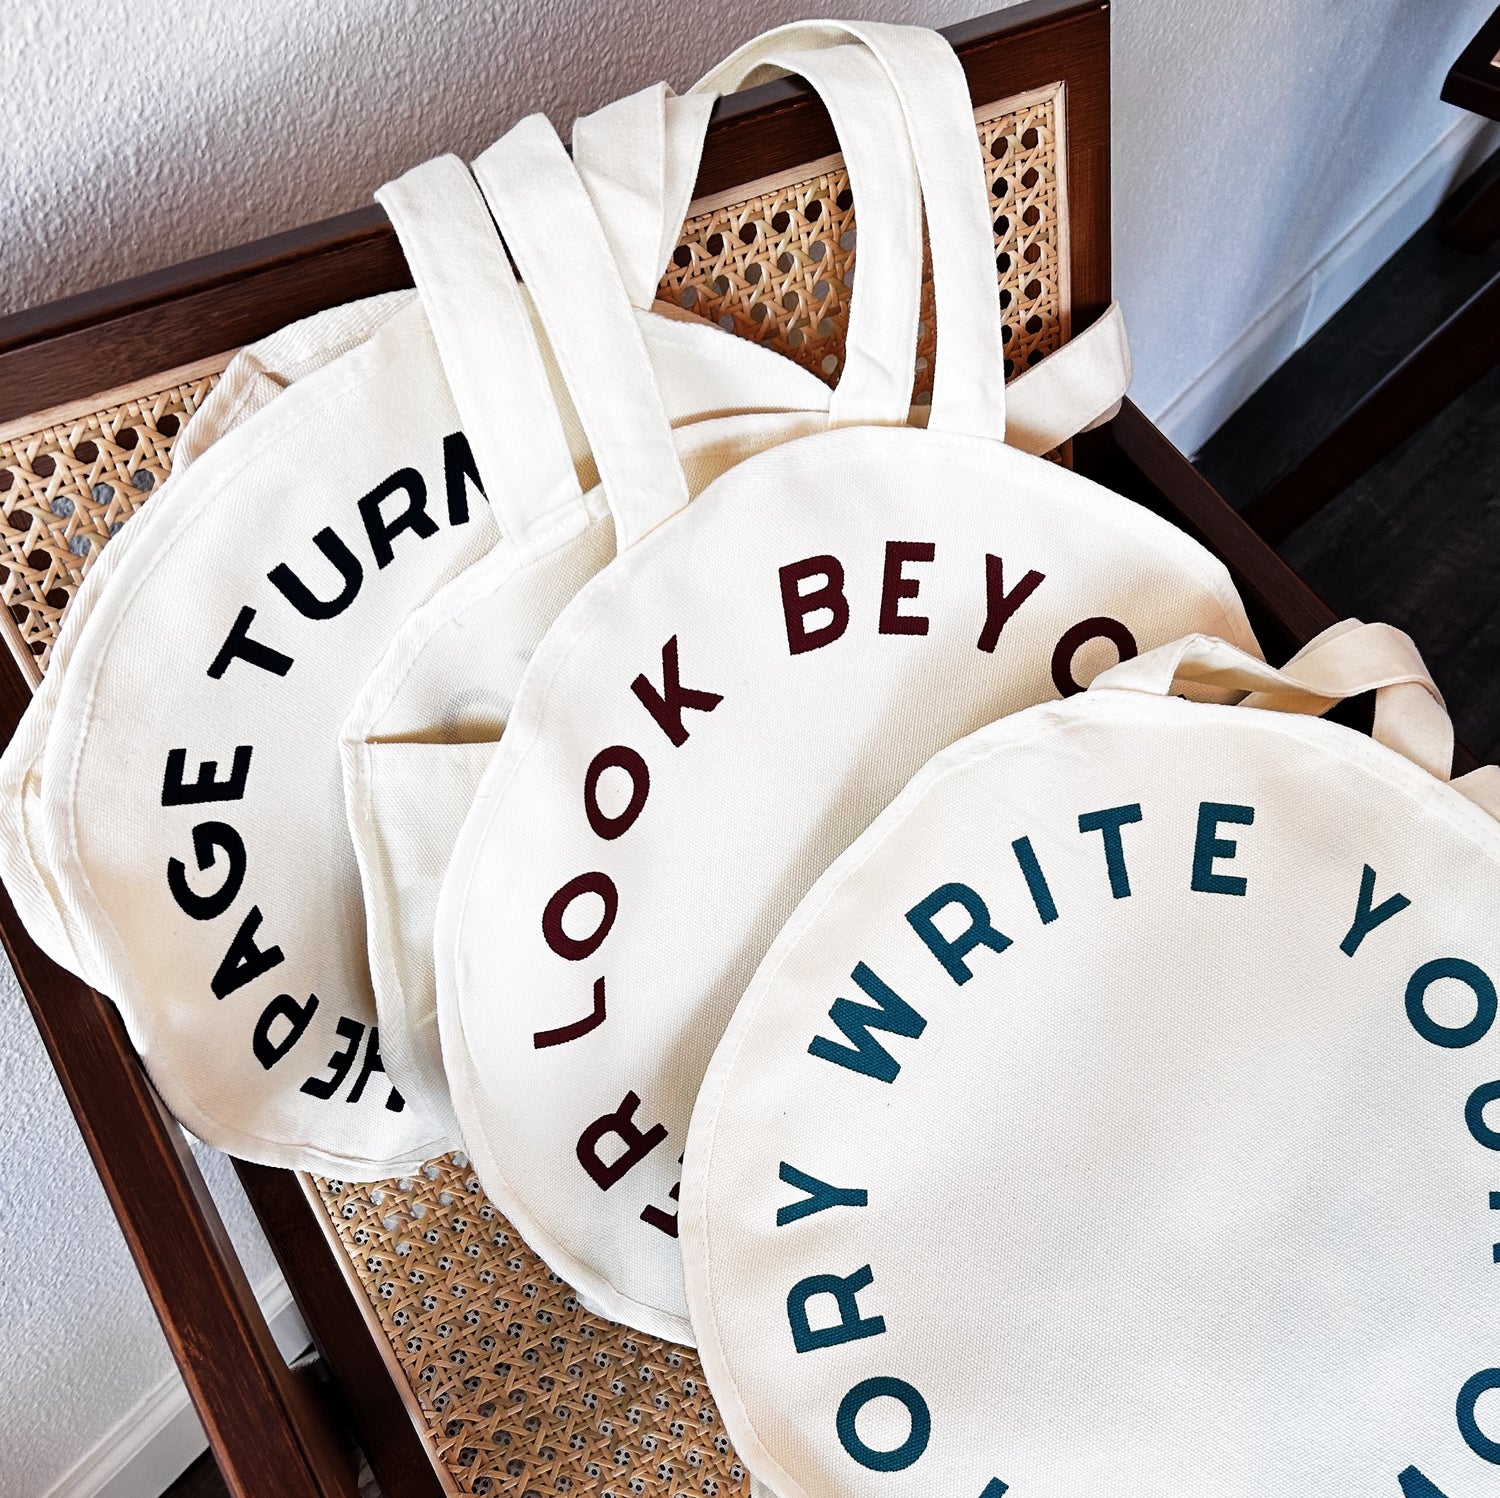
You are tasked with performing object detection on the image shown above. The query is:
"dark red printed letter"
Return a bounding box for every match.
[977,556,1045,654]
[1051,617,1137,696]
[631,636,723,746]
[577,1091,669,1189]
[542,873,618,961]
[780,555,850,656]
[879,542,935,636]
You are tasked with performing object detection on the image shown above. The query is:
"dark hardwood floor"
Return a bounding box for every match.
[1197,186,1500,761]
[163,1454,229,1498]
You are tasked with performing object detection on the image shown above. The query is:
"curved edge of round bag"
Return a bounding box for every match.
[8,152,638,1174]
[2,73,857,1175]
[679,622,1500,1498]
[428,29,946,1341]
[0,289,416,987]
[435,23,1259,1344]
[336,40,1134,1140]
[20,164,523,1173]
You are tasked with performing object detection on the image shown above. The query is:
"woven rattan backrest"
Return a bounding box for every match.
[0,87,1068,1496]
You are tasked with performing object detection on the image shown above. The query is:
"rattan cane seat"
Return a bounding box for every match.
[0,87,1068,1495]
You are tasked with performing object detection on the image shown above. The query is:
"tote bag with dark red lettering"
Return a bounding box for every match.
[435,21,1260,1343]
[342,35,1133,1139]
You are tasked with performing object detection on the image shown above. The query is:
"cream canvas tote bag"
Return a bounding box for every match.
[436,21,1261,1344]
[343,36,1134,1126]
[681,621,1500,1498]
[0,290,419,992]
[0,143,825,1176]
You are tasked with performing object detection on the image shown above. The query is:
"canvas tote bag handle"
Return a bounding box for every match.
[571,83,717,314]
[695,22,1009,443]
[473,118,692,552]
[576,80,1131,454]
[377,157,584,554]
[574,42,923,431]
[687,41,922,429]
[1093,621,1458,781]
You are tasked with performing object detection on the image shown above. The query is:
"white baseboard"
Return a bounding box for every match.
[1153,113,1500,458]
[41,1276,310,1498]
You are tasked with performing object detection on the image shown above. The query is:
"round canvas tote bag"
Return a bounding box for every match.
[0,288,418,1009]
[343,38,1134,1125]
[681,621,1500,1498]
[0,144,825,1176]
[436,20,1261,1343]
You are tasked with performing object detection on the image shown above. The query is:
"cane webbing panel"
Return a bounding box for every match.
[314,1156,747,1497]
[662,86,1067,404]
[0,369,220,680]
[0,87,1070,1495]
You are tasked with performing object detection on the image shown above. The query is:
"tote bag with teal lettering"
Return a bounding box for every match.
[682,621,1500,1498]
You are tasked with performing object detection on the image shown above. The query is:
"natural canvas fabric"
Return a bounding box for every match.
[681,623,1500,1497]
[436,22,1260,1344]
[0,139,825,1176]
[345,37,1135,1127]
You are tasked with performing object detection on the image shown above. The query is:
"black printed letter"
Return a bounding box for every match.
[167,821,247,921]
[206,606,293,681]
[360,468,437,568]
[268,527,363,619]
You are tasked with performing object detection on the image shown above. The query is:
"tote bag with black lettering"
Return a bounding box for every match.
[0,140,825,1176]
[343,37,1134,1127]
[0,289,416,993]
[435,20,1260,1344]
[681,622,1500,1498]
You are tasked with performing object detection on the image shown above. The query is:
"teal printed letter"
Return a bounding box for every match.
[1406,958,1497,1050]
[1467,1081,1500,1151]
[777,1163,869,1227]
[1012,836,1059,924]
[1457,1368,1500,1463]
[836,1377,931,1472]
[809,963,927,1084]
[1398,1470,1452,1496]
[1078,803,1143,898]
[1341,864,1411,956]
[787,1265,886,1353]
[1191,802,1255,896]
[906,882,1012,985]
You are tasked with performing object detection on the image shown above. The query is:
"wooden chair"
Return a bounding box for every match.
[0,3,1369,1493]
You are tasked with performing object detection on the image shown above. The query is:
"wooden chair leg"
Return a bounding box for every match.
[0,875,359,1498]
[1240,267,1500,546]
[235,1163,449,1498]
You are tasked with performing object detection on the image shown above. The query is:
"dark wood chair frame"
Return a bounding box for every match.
[0,3,1367,1493]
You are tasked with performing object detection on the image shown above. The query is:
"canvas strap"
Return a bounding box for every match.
[574,33,1131,450]
[1091,621,1465,785]
[571,84,718,315]
[575,43,922,433]
[473,117,692,552]
[376,156,583,552]
[695,43,922,428]
[697,22,1009,442]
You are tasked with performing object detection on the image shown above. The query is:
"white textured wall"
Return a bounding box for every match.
[0,2,1494,1496]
